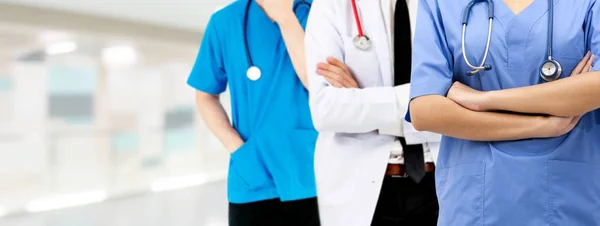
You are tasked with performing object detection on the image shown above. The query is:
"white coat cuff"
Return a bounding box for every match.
[378,84,411,136]
[403,123,443,144]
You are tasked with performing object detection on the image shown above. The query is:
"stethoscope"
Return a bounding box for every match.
[350,0,372,50]
[462,0,562,82]
[243,0,311,81]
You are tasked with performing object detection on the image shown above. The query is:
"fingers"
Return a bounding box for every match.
[319,62,346,76]
[317,63,349,87]
[317,67,354,88]
[317,62,359,88]
[571,115,583,124]
[317,68,345,88]
[327,57,352,75]
[325,58,359,87]
[566,115,583,132]
[328,59,359,88]
[572,51,591,75]
[583,54,595,73]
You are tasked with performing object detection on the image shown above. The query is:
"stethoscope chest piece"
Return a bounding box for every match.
[353,35,371,50]
[247,66,261,81]
[539,59,562,82]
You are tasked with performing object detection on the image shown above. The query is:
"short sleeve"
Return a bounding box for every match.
[405,0,454,122]
[586,0,600,71]
[295,2,311,29]
[187,16,228,95]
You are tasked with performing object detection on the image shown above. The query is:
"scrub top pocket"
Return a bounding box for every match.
[547,160,600,226]
[289,129,318,171]
[230,140,271,190]
[437,162,486,226]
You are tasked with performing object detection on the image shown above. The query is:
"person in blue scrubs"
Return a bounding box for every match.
[187,0,319,225]
[407,0,599,225]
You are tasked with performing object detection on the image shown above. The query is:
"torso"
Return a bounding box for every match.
[213,0,315,140]
[433,0,600,225]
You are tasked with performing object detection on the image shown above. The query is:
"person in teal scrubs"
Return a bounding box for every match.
[187,0,319,225]
[407,0,599,225]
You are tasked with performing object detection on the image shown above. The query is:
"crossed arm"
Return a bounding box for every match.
[410,54,594,141]
[450,53,599,117]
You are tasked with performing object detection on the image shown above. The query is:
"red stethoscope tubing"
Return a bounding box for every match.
[350,0,365,37]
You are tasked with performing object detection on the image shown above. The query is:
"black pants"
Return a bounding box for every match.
[371,172,439,226]
[229,197,320,226]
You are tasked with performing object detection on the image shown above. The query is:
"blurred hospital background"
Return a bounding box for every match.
[0,1,230,225]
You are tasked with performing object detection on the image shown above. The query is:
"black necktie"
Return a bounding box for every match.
[394,0,425,183]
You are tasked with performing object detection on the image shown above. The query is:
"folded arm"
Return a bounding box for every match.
[410,95,562,141]
[483,70,600,117]
[484,2,600,116]
[447,53,599,117]
[309,86,400,133]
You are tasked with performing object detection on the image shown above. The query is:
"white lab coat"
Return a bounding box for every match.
[304,0,441,225]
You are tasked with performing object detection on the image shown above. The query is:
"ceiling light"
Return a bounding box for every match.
[44,41,77,55]
[101,45,138,66]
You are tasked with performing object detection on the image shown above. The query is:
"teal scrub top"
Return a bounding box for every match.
[408,0,599,225]
[187,0,317,204]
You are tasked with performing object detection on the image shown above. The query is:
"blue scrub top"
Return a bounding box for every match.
[188,0,317,204]
[409,0,599,225]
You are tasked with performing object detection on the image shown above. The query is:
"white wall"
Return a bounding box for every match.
[0,0,230,31]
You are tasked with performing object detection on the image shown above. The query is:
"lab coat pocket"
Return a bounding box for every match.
[437,162,485,226]
[315,134,363,206]
[230,140,270,189]
[547,160,600,226]
[341,36,381,88]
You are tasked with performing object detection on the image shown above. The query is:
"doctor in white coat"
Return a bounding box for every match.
[305,0,442,225]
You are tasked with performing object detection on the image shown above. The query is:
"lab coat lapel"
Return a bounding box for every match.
[358,0,392,87]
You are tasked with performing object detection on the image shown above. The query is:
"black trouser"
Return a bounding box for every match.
[371,172,439,226]
[229,197,320,226]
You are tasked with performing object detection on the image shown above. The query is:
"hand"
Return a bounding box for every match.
[447,82,488,111]
[540,115,582,138]
[227,140,245,154]
[317,57,359,88]
[570,51,595,77]
[260,0,295,24]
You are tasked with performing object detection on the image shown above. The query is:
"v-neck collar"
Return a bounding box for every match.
[249,0,308,26]
[249,0,277,27]
[477,0,560,28]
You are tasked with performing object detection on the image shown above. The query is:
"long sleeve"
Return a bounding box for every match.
[305,0,400,133]
[378,84,442,144]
